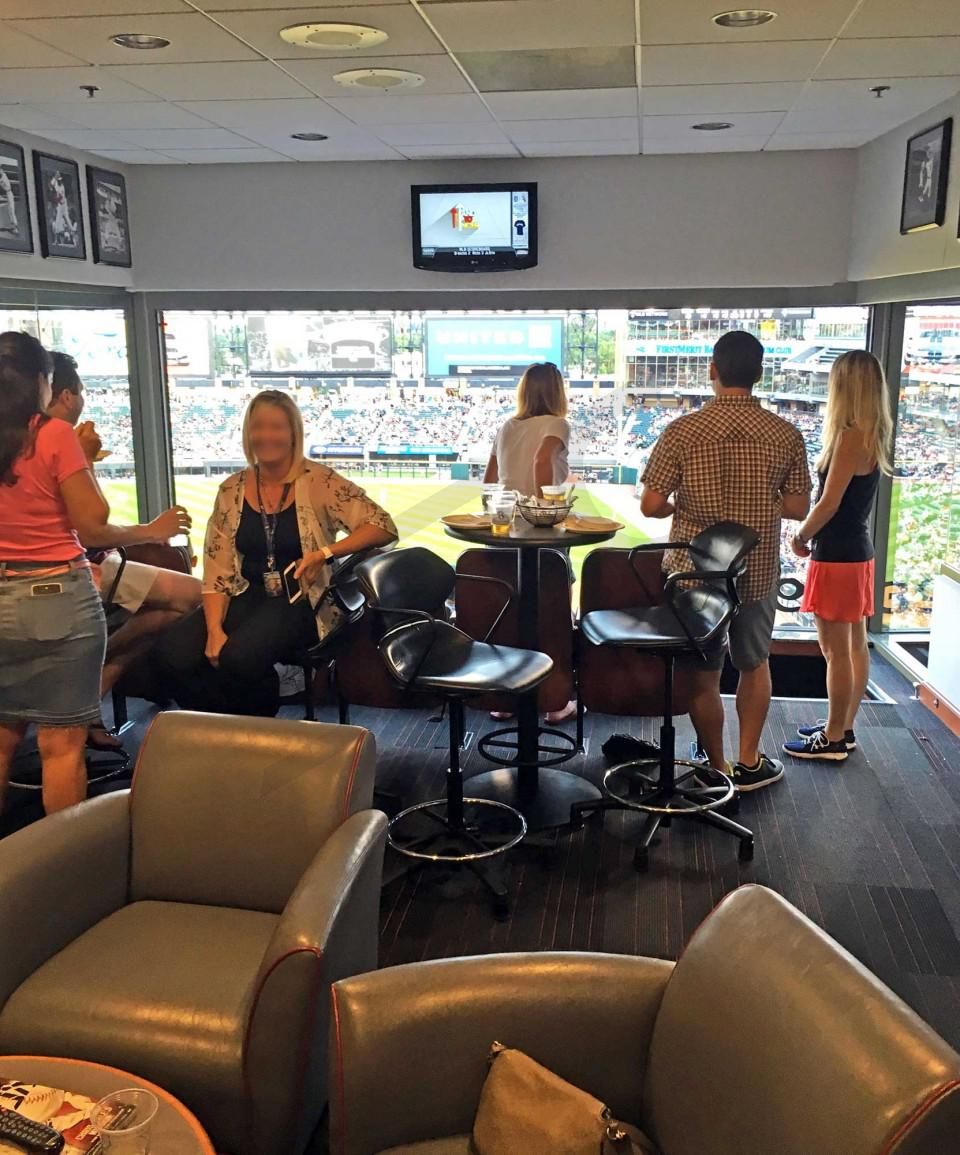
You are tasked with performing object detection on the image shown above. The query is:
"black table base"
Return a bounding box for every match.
[465,765,601,831]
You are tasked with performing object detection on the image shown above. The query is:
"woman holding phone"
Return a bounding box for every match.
[155,390,397,717]
[784,350,893,763]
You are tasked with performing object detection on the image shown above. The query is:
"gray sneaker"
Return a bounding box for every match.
[731,753,784,792]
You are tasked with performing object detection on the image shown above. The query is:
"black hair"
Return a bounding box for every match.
[0,331,52,486]
[712,330,765,390]
[52,350,81,396]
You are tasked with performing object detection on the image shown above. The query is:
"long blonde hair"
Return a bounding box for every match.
[817,350,893,475]
[515,362,567,420]
[241,389,305,481]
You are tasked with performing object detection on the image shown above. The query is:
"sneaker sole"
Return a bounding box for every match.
[782,746,849,762]
[734,767,785,791]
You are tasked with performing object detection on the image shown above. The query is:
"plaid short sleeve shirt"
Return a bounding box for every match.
[641,396,811,603]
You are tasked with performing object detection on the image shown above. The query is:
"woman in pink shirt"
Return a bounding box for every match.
[0,332,189,815]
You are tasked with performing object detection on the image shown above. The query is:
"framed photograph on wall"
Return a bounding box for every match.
[33,151,85,260]
[900,118,952,234]
[86,165,131,268]
[0,140,33,254]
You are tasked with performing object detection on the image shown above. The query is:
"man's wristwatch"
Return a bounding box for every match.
[319,545,334,564]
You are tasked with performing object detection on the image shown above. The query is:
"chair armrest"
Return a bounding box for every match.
[329,952,674,1155]
[244,809,388,1155]
[455,572,515,641]
[0,793,130,1011]
[628,541,690,555]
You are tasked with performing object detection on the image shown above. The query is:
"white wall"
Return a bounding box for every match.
[0,125,133,289]
[129,151,856,295]
[849,92,960,284]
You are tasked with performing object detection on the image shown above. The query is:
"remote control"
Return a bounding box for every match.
[0,1108,64,1153]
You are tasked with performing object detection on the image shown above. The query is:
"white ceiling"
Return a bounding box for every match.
[0,0,958,163]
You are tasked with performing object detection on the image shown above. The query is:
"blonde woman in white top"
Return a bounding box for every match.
[483,362,570,497]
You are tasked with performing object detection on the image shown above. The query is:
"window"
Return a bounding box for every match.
[884,303,960,631]
[0,305,138,519]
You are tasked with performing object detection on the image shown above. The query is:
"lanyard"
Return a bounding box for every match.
[255,466,292,572]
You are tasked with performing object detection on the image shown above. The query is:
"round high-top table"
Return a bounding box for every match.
[0,1056,215,1152]
[445,516,616,830]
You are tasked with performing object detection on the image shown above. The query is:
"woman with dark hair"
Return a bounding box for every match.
[0,331,189,814]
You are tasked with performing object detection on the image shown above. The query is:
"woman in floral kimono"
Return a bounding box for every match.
[155,390,397,717]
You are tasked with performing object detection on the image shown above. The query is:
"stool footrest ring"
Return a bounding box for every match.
[387,797,527,863]
[602,758,735,814]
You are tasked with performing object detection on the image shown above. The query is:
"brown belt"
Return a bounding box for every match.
[0,557,89,581]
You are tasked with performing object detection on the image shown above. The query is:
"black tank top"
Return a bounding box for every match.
[812,466,879,563]
[237,500,302,586]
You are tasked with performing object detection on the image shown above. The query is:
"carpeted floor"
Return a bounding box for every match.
[3,652,959,1051]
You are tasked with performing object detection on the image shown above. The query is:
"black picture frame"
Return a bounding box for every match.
[0,140,33,254]
[86,165,132,268]
[900,118,952,234]
[33,151,86,260]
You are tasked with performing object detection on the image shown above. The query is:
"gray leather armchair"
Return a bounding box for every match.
[0,711,388,1155]
[330,884,960,1155]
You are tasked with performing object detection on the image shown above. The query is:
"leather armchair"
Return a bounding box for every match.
[0,711,388,1155]
[330,885,960,1155]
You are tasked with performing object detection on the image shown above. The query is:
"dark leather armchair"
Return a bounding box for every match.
[329,884,960,1155]
[0,712,388,1155]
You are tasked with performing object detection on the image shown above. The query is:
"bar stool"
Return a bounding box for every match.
[356,547,553,917]
[571,521,758,869]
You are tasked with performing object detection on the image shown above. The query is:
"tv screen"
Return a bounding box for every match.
[412,182,537,273]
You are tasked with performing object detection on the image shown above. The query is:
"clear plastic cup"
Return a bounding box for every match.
[480,483,503,513]
[91,1088,159,1154]
[540,485,568,504]
[490,495,516,536]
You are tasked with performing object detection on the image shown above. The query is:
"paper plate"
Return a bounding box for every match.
[442,513,492,529]
[563,514,624,533]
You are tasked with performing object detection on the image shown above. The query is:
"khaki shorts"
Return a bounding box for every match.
[98,553,159,614]
[686,588,777,673]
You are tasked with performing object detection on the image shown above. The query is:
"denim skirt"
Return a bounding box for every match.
[0,567,107,726]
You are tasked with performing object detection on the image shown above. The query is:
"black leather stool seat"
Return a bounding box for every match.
[582,586,732,652]
[381,620,553,696]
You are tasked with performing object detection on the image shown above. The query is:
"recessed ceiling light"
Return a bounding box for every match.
[712,9,777,28]
[692,121,734,131]
[279,22,388,50]
[111,32,171,50]
[334,68,424,91]
[290,132,329,141]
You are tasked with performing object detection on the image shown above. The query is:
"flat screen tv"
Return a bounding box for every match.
[412,182,537,272]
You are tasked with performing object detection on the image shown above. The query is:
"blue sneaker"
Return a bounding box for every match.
[783,730,849,762]
[797,721,856,751]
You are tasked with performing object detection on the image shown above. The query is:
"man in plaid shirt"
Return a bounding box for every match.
[640,331,812,792]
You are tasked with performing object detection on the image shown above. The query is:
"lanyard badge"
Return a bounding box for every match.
[256,467,292,598]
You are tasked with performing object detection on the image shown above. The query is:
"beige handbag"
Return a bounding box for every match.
[471,1043,658,1155]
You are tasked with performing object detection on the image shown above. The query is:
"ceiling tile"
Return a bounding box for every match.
[0,105,83,133]
[423,0,636,52]
[642,41,832,86]
[115,127,262,148]
[43,100,219,130]
[0,24,86,68]
[7,13,259,66]
[767,131,871,150]
[271,140,403,160]
[370,120,511,144]
[638,0,852,45]
[202,0,408,7]
[4,2,189,13]
[94,149,182,163]
[0,67,157,103]
[508,117,639,143]
[484,87,638,120]
[284,53,470,96]
[398,143,520,158]
[159,147,292,163]
[642,82,804,115]
[643,134,770,154]
[843,0,960,39]
[815,37,960,80]
[176,98,357,133]
[101,62,311,101]
[520,139,639,156]
[780,77,960,133]
[327,92,495,123]
[643,110,784,139]
[32,128,139,151]
[213,5,444,60]
[460,47,637,92]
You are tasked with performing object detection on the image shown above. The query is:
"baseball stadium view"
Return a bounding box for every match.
[3,303,958,634]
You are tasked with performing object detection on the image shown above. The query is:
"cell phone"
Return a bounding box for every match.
[283,561,303,605]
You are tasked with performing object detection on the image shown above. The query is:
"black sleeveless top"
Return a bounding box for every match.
[811,466,879,563]
[237,500,302,586]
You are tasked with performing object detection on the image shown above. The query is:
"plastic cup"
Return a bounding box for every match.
[490,495,515,536]
[541,485,567,504]
[91,1089,159,1154]
[481,483,503,513]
